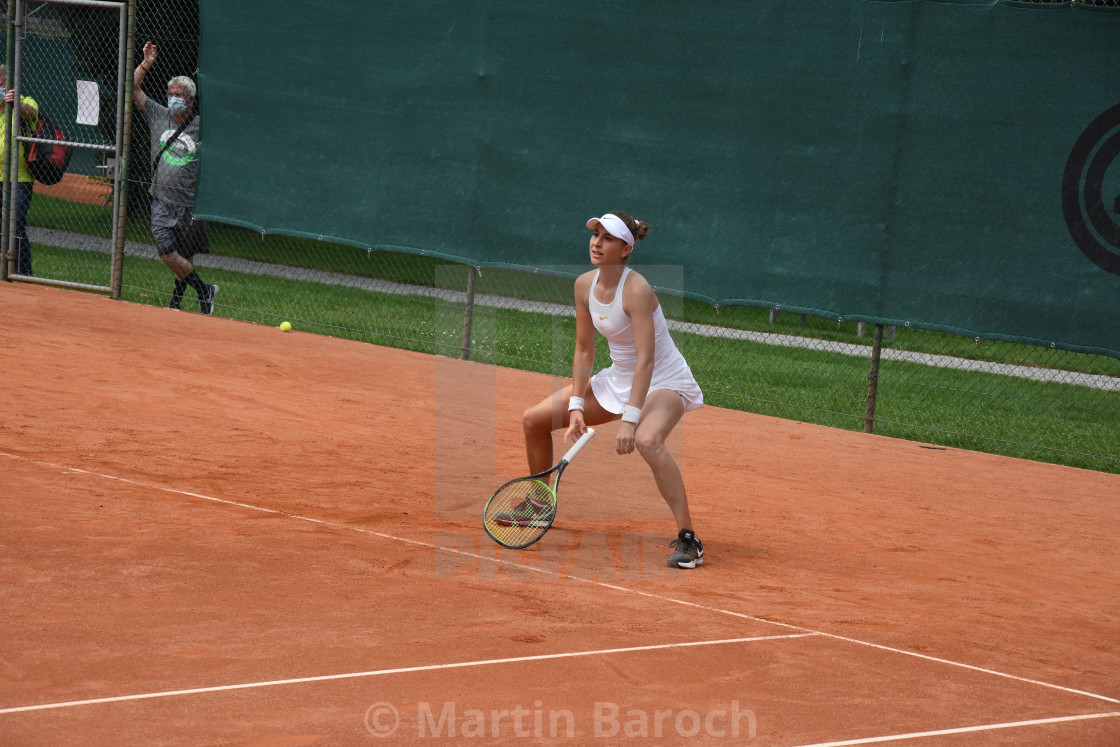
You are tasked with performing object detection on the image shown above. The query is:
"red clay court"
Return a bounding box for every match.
[1,282,1117,745]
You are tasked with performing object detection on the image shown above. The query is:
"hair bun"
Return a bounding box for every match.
[633,220,650,242]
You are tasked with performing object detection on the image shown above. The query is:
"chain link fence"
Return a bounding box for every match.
[2,0,126,293]
[5,0,1118,474]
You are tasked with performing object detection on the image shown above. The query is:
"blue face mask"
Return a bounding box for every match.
[168,96,188,114]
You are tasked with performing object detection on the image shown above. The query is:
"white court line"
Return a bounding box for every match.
[0,634,816,714]
[4,451,1119,712]
[794,711,1120,746]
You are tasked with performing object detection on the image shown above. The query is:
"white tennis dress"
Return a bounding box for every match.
[588,267,704,414]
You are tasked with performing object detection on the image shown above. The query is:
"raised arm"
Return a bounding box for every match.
[132,41,158,112]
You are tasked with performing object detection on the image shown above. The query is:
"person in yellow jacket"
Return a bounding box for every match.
[0,64,39,277]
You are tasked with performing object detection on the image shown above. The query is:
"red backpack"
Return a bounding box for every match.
[26,113,73,185]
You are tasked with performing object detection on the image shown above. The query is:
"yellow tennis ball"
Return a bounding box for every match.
[280,321,292,332]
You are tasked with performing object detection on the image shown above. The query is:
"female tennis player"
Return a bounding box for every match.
[521,211,705,568]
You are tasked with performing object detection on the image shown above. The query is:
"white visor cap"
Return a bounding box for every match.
[587,214,635,246]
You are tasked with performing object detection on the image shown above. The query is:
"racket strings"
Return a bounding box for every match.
[483,479,555,547]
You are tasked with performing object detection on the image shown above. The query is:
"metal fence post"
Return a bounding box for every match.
[0,0,13,282]
[6,0,25,279]
[110,0,134,300]
[460,265,477,360]
[863,323,884,433]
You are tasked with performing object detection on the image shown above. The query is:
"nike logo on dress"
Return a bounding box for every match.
[599,315,607,320]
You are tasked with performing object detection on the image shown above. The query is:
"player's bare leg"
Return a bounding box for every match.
[633,389,692,531]
[522,387,569,473]
[522,387,614,474]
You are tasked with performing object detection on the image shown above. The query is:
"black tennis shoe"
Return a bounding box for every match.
[199,284,219,315]
[668,528,704,568]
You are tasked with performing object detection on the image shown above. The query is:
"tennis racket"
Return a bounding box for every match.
[483,428,597,549]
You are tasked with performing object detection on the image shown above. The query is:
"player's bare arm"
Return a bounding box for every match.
[613,272,657,454]
[566,271,598,442]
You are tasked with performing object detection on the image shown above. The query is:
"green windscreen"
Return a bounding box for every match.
[195,0,1120,357]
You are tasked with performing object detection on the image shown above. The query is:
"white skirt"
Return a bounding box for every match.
[590,361,704,415]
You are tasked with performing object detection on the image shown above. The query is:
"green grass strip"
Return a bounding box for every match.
[22,237,1120,475]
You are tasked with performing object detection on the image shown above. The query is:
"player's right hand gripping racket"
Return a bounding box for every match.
[483,428,597,549]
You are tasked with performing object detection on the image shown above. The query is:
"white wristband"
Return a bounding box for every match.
[621,405,642,424]
[568,396,585,412]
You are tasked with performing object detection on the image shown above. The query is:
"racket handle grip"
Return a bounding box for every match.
[561,428,596,463]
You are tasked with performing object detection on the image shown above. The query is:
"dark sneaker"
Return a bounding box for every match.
[169,298,182,310]
[199,284,219,315]
[493,494,554,528]
[667,528,704,568]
